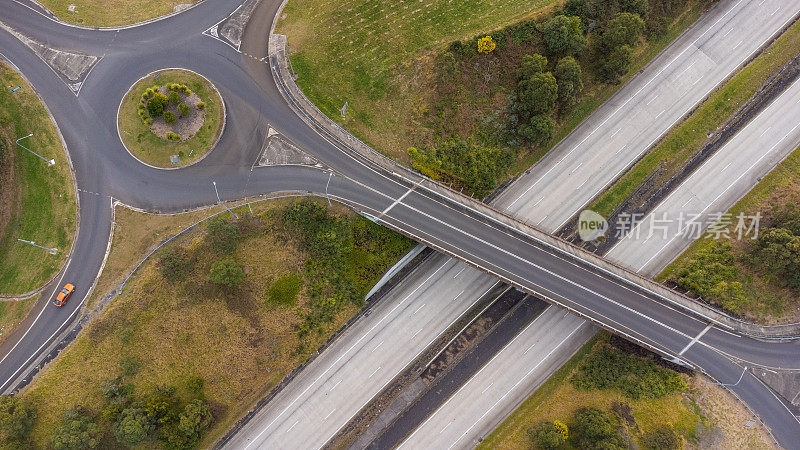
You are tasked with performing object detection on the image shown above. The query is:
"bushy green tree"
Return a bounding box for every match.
[168,90,180,104]
[572,407,624,449]
[528,421,566,449]
[519,114,554,146]
[674,242,749,313]
[602,12,645,49]
[146,92,168,118]
[554,56,583,108]
[158,247,188,280]
[517,54,548,81]
[114,407,154,446]
[164,110,176,124]
[50,407,100,450]
[750,226,800,289]
[177,400,213,446]
[209,259,244,288]
[0,395,36,444]
[178,103,191,117]
[542,15,587,57]
[516,71,558,119]
[597,44,634,82]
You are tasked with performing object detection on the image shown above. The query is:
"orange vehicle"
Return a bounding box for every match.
[53,283,75,307]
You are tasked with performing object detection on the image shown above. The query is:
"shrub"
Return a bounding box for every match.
[515,71,558,120]
[542,15,587,57]
[555,56,584,108]
[205,217,240,254]
[0,395,36,443]
[168,90,180,104]
[178,103,190,117]
[196,101,205,110]
[113,407,153,446]
[166,132,181,142]
[519,114,554,146]
[528,421,566,449]
[147,93,167,118]
[267,274,303,305]
[674,242,747,313]
[119,356,140,376]
[643,426,682,450]
[210,259,244,288]
[572,407,624,449]
[50,407,101,450]
[571,346,686,399]
[158,247,188,279]
[164,110,176,124]
[144,118,152,126]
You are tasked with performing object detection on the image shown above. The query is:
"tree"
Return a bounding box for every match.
[554,56,583,108]
[572,407,624,449]
[168,90,181,104]
[620,0,651,19]
[519,114,554,146]
[0,395,36,443]
[528,421,566,449]
[114,407,153,446]
[516,71,558,120]
[50,407,101,450]
[542,15,587,57]
[209,259,244,288]
[146,92,168,118]
[164,110,177,124]
[159,247,188,280]
[601,12,645,50]
[643,425,682,450]
[597,44,633,82]
[517,54,548,81]
[178,103,190,117]
[177,400,213,446]
[205,217,240,254]
[477,35,496,54]
[750,227,800,289]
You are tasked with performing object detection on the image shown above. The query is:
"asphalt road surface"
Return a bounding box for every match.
[1,0,799,448]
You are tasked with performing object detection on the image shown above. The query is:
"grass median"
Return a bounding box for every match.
[587,17,800,219]
[0,63,76,295]
[37,0,198,27]
[17,198,415,448]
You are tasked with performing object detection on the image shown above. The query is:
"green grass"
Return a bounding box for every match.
[277,0,558,160]
[18,199,414,448]
[0,64,77,295]
[37,0,198,27]
[118,69,223,168]
[587,16,800,218]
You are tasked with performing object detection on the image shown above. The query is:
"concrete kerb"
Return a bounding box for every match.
[115,68,227,171]
[0,53,81,302]
[268,36,800,340]
[25,0,210,31]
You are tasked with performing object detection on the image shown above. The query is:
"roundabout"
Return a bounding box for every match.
[117,69,224,169]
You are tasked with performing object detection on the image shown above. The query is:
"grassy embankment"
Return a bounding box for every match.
[37,0,198,27]
[589,18,800,218]
[0,63,76,296]
[277,0,707,196]
[118,69,223,168]
[480,333,773,449]
[17,198,414,448]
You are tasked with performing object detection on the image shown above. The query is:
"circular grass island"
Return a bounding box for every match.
[118,69,225,168]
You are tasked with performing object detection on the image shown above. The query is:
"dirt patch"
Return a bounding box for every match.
[146,87,204,142]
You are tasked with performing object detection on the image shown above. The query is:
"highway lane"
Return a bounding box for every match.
[2,0,800,446]
[500,0,798,231]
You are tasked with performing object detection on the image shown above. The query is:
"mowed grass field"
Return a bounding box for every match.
[276,0,557,161]
[38,0,198,27]
[0,63,76,295]
[118,69,224,168]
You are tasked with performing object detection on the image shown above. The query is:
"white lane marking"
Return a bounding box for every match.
[723,27,734,37]
[611,128,621,137]
[372,341,384,352]
[244,261,451,448]
[682,198,693,208]
[532,197,544,207]
[440,422,451,434]
[330,379,343,392]
[454,289,465,301]
[286,420,298,432]
[570,162,583,174]
[368,367,381,379]
[481,382,494,394]
[400,321,586,450]
[382,182,417,215]
[732,39,743,50]
[655,109,666,119]
[508,0,747,209]
[411,328,423,338]
[720,162,732,173]
[323,408,336,421]
[646,95,658,105]
[615,145,627,155]
[454,266,466,278]
[692,75,704,86]
[679,323,713,355]
[412,304,425,315]
[677,61,697,78]
[639,121,800,271]
[536,215,548,225]
[760,127,772,137]
[771,5,780,16]
[576,179,588,190]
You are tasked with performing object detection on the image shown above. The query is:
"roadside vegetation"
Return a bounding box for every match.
[589,17,800,219]
[279,0,712,197]
[0,63,76,295]
[479,333,773,449]
[118,70,223,168]
[660,145,800,323]
[8,198,414,448]
[38,0,198,27]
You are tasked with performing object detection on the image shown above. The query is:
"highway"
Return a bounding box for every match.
[0,0,799,448]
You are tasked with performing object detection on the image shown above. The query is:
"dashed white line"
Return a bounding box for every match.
[536,215,548,225]
[382,182,417,215]
[677,61,697,78]
[760,127,772,137]
[440,422,451,434]
[372,341,384,352]
[611,128,621,137]
[682,198,693,208]
[286,420,298,433]
[481,382,494,394]
[692,74,704,86]
[532,196,544,207]
[615,145,627,155]
[411,328,423,338]
[679,323,713,355]
[771,5,780,16]
[368,367,381,379]
[655,109,665,119]
[330,379,343,392]
[412,304,425,315]
[454,267,466,278]
[323,408,336,421]
[723,27,734,37]
[454,289,465,301]
[576,179,588,190]
[720,162,732,173]
[732,39,743,50]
